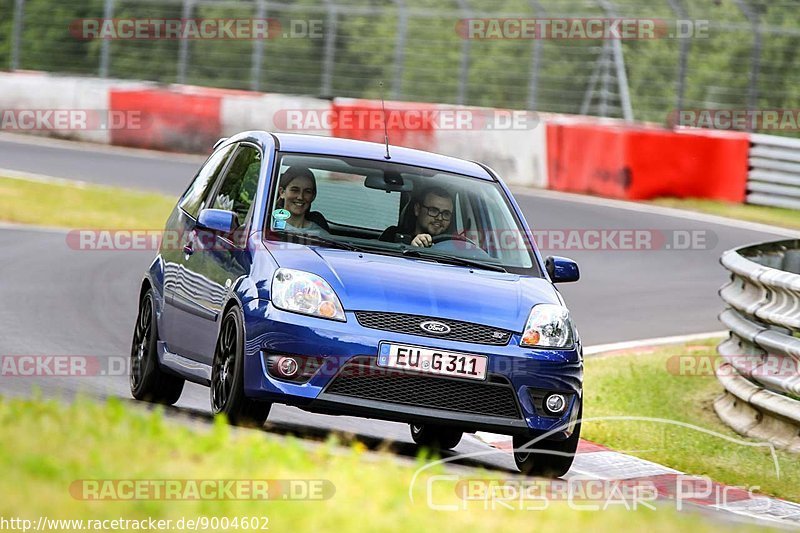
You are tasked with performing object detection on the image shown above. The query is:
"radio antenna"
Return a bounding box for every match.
[379,81,391,159]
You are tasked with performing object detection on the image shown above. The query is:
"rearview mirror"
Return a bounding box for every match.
[364,171,414,193]
[545,256,580,283]
[197,208,239,235]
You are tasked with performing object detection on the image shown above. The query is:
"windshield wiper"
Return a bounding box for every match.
[401,249,507,273]
[276,231,365,252]
[275,231,507,272]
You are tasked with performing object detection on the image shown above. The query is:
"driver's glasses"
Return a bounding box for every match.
[421,205,453,220]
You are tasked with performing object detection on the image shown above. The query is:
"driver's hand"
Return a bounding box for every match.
[411,233,433,247]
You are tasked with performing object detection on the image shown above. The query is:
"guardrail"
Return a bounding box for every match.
[747,134,800,210]
[716,239,800,453]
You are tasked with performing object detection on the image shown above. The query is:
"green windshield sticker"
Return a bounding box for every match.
[272,208,291,221]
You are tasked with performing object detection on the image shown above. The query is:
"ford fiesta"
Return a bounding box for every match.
[130,131,583,476]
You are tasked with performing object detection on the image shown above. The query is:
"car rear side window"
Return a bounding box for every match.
[210,145,262,225]
[313,173,400,230]
[179,144,234,218]
[277,164,400,230]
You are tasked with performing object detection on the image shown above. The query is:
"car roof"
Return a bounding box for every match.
[238,132,496,181]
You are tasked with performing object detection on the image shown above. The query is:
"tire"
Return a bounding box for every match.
[513,400,582,478]
[410,424,463,450]
[210,306,271,427]
[130,288,185,405]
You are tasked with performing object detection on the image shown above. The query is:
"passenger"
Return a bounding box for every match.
[275,167,328,232]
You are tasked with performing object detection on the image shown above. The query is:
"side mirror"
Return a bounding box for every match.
[197,208,239,235]
[545,256,580,283]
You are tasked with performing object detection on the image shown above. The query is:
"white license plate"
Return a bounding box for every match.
[377,343,487,381]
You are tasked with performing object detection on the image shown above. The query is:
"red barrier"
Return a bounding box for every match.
[329,99,435,150]
[109,87,222,153]
[546,121,750,202]
[547,122,629,198]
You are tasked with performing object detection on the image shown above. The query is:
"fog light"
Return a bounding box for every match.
[544,393,567,415]
[264,353,324,383]
[276,356,299,378]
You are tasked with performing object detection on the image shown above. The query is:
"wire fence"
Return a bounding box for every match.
[4,0,800,133]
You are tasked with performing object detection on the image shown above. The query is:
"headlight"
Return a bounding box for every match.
[271,268,346,322]
[520,304,574,348]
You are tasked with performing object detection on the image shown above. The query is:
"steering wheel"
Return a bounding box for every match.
[431,233,479,247]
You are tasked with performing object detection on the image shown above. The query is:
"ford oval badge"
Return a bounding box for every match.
[420,321,451,335]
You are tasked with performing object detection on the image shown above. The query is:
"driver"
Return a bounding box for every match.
[408,186,454,248]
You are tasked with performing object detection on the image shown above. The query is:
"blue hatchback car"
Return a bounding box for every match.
[131,131,583,476]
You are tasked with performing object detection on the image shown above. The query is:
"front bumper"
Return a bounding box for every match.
[241,299,583,438]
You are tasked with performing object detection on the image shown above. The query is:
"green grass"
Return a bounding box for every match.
[0,395,756,532]
[650,198,800,230]
[0,176,175,229]
[3,175,797,236]
[583,339,800,502]
[0,175,794,526]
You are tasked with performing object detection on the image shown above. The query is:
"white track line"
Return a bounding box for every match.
[475,330,728,455]
[511,186,800,238]
[4,132,797,238]
[0,131,205,163]
[584,330,728,356]
[0,221,70,234]
[0,168,92,188]
[0,167,172,195]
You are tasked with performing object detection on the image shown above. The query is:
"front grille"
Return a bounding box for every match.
[355,311,513,346]
[323,357,521,419]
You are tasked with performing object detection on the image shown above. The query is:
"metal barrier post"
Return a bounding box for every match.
[666,0,689,115]
[455,0,472,105]
[176,0,195,84]
[99,0,115,78]
[391,0,407,100]
[526,0,545,110]
[10,0,25,71]
[598,0,633,121]
[320,0,338,97]
[250,0,267,91]
[734,0,762,126]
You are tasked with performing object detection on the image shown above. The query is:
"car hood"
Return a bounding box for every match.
[265,245,561,333]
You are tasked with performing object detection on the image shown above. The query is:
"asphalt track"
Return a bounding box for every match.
[0,134,797,525]
[0,132,793,345]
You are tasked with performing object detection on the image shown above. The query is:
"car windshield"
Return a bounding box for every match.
[264,152,540,276]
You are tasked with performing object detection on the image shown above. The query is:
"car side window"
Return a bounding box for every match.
[179,144,235,219]
[210,145,262,225]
